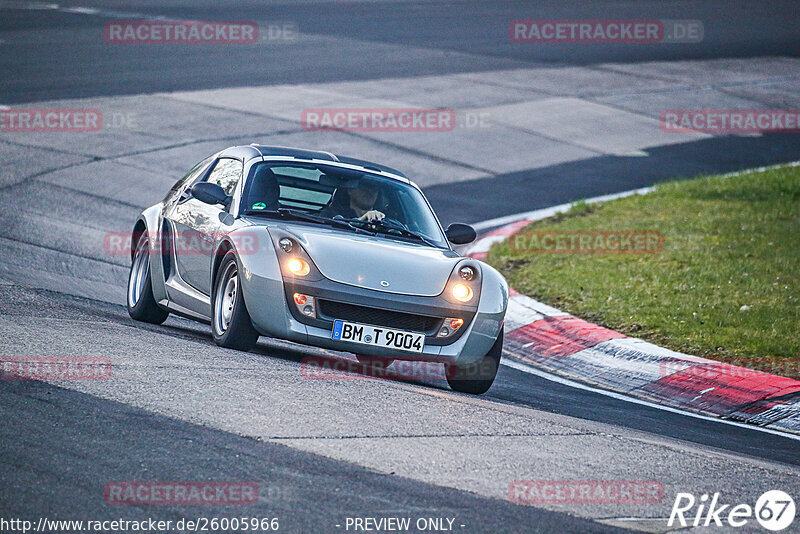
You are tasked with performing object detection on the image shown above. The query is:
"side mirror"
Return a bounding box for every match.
[445,223,477,245]
[191,182,229,206]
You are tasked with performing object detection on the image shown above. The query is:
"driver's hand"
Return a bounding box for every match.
[359,210,385,222]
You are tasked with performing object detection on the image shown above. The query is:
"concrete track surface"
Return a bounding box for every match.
[1,1,799,533]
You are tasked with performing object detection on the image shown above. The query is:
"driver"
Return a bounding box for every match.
[323,179,385,222]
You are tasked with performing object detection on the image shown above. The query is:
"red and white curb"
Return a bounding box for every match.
[468,181,800,436]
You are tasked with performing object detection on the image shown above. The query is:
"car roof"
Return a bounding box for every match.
[220,144,410,182]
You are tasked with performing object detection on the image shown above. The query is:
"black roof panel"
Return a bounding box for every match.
[245,145,408,179]
[249,145,338,162]
[334,155,408,179]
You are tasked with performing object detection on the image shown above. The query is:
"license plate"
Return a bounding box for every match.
[331,320,424,353]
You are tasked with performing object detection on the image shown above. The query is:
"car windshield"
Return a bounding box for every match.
[242,162,448,248]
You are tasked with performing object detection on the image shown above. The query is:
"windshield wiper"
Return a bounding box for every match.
[244,208,375,236]
[370,219,440,248]
[278,208,331,225]
[324,213,377,236]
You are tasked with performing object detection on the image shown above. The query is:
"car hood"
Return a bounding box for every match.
[279,223,460,296]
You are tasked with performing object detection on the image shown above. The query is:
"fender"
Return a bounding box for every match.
[447,260,508,365]
[476,261,509,318]
[215,224,290,338]
[134,203,168,304]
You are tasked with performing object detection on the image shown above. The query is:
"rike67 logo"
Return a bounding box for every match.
[669,490,795,531]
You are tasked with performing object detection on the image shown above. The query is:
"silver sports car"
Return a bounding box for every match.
[127,145,508,393]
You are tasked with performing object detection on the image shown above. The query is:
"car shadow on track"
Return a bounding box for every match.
[147,315,457,393]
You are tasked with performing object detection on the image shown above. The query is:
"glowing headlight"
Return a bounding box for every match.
[452,283,474,302]
[287,258,310,276]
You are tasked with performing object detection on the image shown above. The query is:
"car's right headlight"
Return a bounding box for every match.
[442,260,481,306]
[267,229,324,282]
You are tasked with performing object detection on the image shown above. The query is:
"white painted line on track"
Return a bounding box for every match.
[717,160,800,177]
[1,2,60,9]
[61,6,99,15]
[3,2,170,21]
[473,160,800,233]
[500,357,800,442]
[472,187,654,231]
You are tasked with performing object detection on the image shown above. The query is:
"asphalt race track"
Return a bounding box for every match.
[1,2,799,533]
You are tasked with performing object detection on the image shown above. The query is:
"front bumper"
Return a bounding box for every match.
[242,269,503,366]
[283,277,476,346]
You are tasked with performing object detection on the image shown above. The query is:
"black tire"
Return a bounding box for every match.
[127,233,169,325]
[211,251,259,351]
[446,330,503,395]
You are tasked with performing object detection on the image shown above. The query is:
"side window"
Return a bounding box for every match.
[206,158,243,196]
[163,156,213,203]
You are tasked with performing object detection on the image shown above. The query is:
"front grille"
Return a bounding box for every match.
[318,300,441,334]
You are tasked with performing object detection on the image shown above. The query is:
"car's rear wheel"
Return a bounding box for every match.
[446,330,503,395]
[127,233,169,325]
[212,251,259,351]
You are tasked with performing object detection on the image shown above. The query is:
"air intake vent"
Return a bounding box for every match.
[318,300,441,334]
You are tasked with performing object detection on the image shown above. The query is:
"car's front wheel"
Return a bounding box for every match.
[127,233,169,325]
[446,330,503,395]
[212,251,259,351]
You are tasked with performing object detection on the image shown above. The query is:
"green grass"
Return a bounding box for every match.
[486,164,800,372]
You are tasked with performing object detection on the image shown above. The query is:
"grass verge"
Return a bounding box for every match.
[486,164,800,376]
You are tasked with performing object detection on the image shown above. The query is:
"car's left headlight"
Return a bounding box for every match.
[287,257,310,276]
[452,283,474,302]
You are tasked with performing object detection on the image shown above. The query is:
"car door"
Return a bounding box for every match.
[168,157,243,294]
